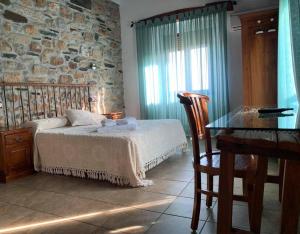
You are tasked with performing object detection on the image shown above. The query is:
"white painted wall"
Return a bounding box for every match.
[119,0,278,118]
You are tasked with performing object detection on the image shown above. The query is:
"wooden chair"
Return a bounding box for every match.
[177,92,257,231]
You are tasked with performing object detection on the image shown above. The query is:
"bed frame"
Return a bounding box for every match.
[0,82,95,128]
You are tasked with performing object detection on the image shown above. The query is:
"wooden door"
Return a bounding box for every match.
[241,9,278,107]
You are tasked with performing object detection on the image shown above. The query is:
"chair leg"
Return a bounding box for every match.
[279,159,285,202]
[206,175,213,207]
[191,172,201,231]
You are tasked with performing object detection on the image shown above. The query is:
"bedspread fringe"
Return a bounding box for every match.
[40,142,187,187]
[41,167,133,186]
[144,142,188,171]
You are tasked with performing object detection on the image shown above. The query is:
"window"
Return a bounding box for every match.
[167,47,209,102]
[144,47,209,105]
[144,65,160,105]
[191,47,209,91]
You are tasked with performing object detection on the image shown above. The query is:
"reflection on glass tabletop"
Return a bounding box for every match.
[206,106,300,131]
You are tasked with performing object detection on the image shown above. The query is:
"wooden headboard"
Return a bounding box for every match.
[0,82,95,128]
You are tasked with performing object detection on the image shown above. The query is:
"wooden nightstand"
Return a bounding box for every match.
[103,112,124,120]
[0,127,34,183]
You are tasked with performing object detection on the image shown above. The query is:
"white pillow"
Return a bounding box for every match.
[66,109,106,126]
[23,117,68,134]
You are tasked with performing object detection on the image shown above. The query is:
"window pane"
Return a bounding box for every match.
[168,50,186,96]
[145,65,160,105]
[191,47,209,91]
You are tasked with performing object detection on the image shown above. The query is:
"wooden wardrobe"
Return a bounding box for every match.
[240,9,278,106]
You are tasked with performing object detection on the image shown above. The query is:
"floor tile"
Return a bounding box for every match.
[146,168,194,182]
[0,203,98,234]
[70,187,176,213]
[164,196,214,221]
[208,203,250,230]
[179,182,217,201]
[200,221,216,234]
[101,209,161,234]
[146,214,205,234]
[141,179,187,196]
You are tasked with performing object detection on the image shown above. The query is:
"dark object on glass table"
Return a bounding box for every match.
[259,112,294,118]
[258,107,293,114]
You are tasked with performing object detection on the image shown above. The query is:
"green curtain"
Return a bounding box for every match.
[136,4,229,132]
[278,0,300,108]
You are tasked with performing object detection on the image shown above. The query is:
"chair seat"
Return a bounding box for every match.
[197,152,255,176]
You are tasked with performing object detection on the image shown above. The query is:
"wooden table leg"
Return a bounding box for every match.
[249,157,268,233]
[281,160,300,234]
[217,150,235,234]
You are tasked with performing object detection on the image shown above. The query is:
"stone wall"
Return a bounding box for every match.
[0,0,124,123]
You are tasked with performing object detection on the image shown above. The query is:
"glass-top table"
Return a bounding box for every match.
[206,106,300,131]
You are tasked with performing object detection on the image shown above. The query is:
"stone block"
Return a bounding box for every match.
[0,39,12,52]
[9,33,31,45]
[50,56,64,66]
[3,22,12,32]
[59,74,73,84]
[69,61,77,69]
[0,0,10,5]
[60,66,69,73]
[2,53,17,59]
[60,6,72,19]
[20,0,32,6]
[35,0,46,7]
[29,41,42,53]
[14,44,27,56]
[39,29,58,37]
[24,24,38,35]
[56,17,66,29]
[61,31,82,41]
[41,49,55,63]
[91,47,103,59]
[27,76,47,83]
[1,60,25,71]
[48,2,59,12]
[3,72,22,82]
[73,56,86,62]
[32,64,48,75]
[73,12,85,24]
[42,39,52,48]
[55,40,66,50]
[83,32,93,42]
[3,10,27,23]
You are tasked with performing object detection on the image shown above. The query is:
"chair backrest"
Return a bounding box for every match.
[177,92,212,163]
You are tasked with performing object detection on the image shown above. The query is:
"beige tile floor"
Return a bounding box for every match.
[0,143,298,234]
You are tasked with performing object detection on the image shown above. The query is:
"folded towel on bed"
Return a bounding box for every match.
[101,119,117,127]
[116,117,137,126]
[97,123,137,133]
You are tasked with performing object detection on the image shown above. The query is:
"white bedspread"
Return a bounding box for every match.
[34,119,187,187]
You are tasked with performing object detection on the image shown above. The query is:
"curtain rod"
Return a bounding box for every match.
[131,1,236,27]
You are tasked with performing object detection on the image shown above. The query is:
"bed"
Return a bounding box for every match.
[34,119,187,187]
[0,82,187,187]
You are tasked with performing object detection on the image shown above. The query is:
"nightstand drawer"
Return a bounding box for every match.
[5,132,32,145]
[6,145,33,176]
